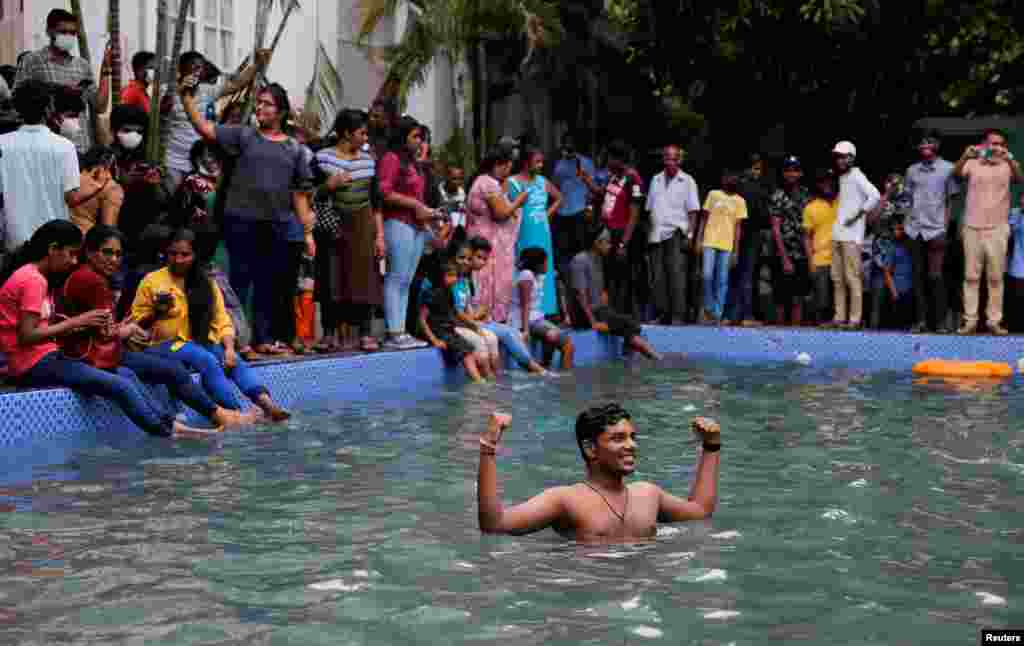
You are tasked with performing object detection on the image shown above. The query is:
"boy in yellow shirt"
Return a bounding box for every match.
[698,169,747,323]
[802,169,839,325]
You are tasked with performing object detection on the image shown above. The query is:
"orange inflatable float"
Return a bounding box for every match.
[912,359,1013,379]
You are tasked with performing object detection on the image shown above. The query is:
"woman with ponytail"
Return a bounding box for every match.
[129,229,291,422]
[0,221,203,437]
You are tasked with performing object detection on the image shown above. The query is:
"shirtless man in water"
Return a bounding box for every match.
[477,403,721,542]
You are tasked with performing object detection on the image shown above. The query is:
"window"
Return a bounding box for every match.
[160,1,234,69]
[202,0,235,69]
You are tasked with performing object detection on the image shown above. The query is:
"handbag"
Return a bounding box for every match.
[313,188,343,237]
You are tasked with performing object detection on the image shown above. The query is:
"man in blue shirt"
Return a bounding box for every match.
[904,134,959,333]
[551,134,599,319]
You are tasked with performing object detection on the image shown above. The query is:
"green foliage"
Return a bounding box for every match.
[435,126,477,175]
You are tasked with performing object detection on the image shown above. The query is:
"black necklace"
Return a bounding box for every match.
[584,480,628,524]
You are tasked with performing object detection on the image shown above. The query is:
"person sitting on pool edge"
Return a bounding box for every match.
[477,404,721,541]
[569,228,661,360]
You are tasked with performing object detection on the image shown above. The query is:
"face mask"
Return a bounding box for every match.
[53,34,77,54]
[117,131,143,150]
[60,118,81,138]
[144,68,156,83]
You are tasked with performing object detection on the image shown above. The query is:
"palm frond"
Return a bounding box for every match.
[304,42,344,136]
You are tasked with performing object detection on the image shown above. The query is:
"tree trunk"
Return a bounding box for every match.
[146,0,169,165]
[467,41,482,160]
[109,0,122,105]
[69,0,91,63]
[160,0,195,160]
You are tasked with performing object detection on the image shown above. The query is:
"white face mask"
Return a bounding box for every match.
[144,68,156,83]
[60,118,81,138]
[198,163,220,179]
[53,34,77,54]
[117,131,143,150]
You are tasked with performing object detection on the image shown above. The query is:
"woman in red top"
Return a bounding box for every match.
[378,116,439,351]
[62,225,253,429]
[0,221,202,437]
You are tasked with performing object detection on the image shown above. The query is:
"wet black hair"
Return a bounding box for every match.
[0,220,82,285]
[575,403,632,464]
[166,229,216,345]
[12,79,53,124]
[47,9,77,31]
[517,246,548,274]
[468,236,493,254]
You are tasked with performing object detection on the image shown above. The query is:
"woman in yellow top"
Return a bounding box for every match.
[130,229,291,421]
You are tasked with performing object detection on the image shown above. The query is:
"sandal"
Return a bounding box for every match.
[359,336,380,352]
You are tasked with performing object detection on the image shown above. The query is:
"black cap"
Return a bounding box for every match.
[782,155,802,170]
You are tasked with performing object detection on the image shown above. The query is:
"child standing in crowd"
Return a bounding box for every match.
[293,255,317,352]
[868,215,914,330]
[803,169,839,325]
[698,169,748,324]
[439,165,468,242]
[510,247,574,370]
[1007,192,1024,332]
[465,237,549,374]
[418,256,485,383]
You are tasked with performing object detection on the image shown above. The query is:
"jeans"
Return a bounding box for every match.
[271,236,305,343]
[146,341,267,411]
[910,234,948,328]
[483,321,536,368]
[725,233,759,322]
[121,350,218,418]
[223,217,285,347]
[383,219,429,334]
[702,248,732,319]
[21,352,173,435]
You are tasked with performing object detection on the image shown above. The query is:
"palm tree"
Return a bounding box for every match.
[160,0,196,156]
[355,0,561,159]
[109,0,123,105]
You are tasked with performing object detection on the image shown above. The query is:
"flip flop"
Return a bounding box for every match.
[359,336,380,352]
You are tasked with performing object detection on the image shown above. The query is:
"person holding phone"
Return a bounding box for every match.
[477,405,721,542]
[954,128,1024,335]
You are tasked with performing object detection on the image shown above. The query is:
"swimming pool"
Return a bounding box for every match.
[0,353,1019,644]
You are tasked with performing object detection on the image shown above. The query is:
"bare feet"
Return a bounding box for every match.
[212,406,259,428]
[256,393,291,422]
[172,419,225,439]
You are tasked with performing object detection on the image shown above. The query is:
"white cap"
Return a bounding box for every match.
[833,141,857,157]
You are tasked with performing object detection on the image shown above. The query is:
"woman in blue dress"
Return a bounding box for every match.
[508,148,562,317]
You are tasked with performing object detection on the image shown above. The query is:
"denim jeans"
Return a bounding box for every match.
[383,219,429,334]
[702,248,732,319]
[120,350,218,418]
[223,216,286,347]
[145,341,267,411]
[482,321,536,368]
[725,234,759,322]
[21,352,173,435]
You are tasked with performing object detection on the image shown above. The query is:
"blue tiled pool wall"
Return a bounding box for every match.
[1,326,1023,452]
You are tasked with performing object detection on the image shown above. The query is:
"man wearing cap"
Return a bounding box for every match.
[954,128,1024,335]
[645,144,700,325]
[829,141,880,329]
[768,156,811,325]
[904,135,959,333]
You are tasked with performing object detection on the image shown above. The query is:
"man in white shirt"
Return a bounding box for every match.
[645,144,700,324]
[0,80,81,250]
[829,141,880,328]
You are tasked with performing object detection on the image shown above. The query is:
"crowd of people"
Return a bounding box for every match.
[0,9,1023,434]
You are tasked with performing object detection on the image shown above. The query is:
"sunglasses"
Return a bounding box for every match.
[99,248,124,258]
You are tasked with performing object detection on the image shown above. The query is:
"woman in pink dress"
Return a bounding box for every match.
[465,146,529,322]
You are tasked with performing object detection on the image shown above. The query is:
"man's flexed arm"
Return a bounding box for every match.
[478,413,567,535]
[657,418,721,522]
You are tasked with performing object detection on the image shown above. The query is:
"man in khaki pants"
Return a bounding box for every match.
[827,141,880,329]
[954,128,1024,335]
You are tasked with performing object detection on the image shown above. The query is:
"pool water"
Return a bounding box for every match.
[0,357,1021,645]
